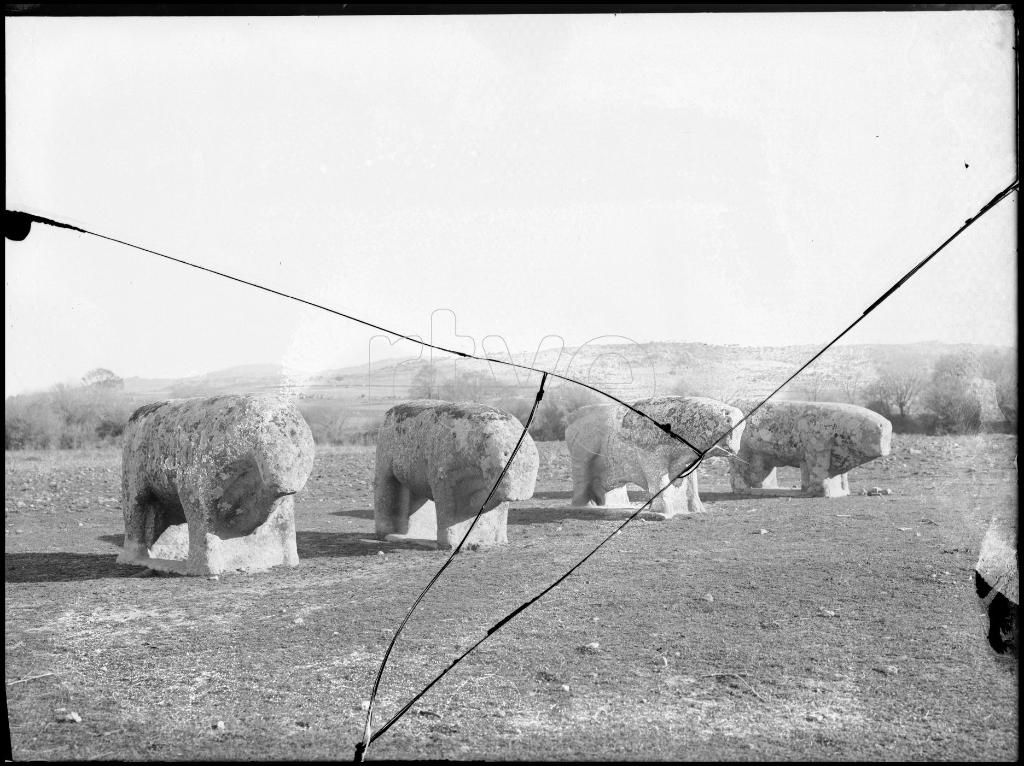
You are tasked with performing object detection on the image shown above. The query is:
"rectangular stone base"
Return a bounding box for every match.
[817,473,851,498]
[202,504,300,574]
[441,501,509,550]
[117,499,300,576]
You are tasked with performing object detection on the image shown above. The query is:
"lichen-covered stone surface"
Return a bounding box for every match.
[975,492,1018,655]
[565,396,745,518]
[118,394,315,575]
[730,400,892,497]
[374,400,539,550]
[976,509,1019,604]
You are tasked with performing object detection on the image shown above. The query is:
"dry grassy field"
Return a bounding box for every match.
[4,434,1018,761]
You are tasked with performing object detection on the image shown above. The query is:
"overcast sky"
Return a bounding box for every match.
[5,10,1017,397]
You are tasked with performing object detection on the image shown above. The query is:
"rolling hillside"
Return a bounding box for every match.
[120,340,1010,408]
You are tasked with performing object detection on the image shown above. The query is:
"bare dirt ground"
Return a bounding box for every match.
[5,434,1018,761]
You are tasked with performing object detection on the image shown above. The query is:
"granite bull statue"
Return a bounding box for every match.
[374,400,539,550]
[730,400,891,497]
[975,460,1018,657]
[118,394,315,576]
[565,396,745,518]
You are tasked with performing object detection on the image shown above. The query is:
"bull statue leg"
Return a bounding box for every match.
[642,466,687,519]
[117,483,157,566]
[433,478,508,551]
[682,473,705,514]
[731,448,778,491]
[373,457,408,538]
[801,442,848,498]
[571,454,600,506]
[118,473,189,571]
[374,464,435,544]
[838,472,850,495]
[183,487,216,577]
[570,453,631,507]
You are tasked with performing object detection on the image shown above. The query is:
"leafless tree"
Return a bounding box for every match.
[409,364,443,400]
[800,370,832,402]
[872,362,927,417]
[831,349,872,404]
[82,367,123,390]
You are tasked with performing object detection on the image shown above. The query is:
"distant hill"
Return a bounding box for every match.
[9,341,1011,450]
[116,340,1012,409]
[124,363,317,399]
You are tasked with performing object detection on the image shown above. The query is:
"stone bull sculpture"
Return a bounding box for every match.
[118,394,315,576]
[374,400,539,550]
[974,464,1018,656]
[565,396,745,519]
[729,400,891,498]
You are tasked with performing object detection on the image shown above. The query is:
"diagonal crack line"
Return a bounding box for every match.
[365,450,704,751]
[7,177,1017,763]
[695,179,1018,458]
[3,209,704,456]
[357,177,1018,759]
[358,374,548,759]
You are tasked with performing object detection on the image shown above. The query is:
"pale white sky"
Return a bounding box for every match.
[5,11,1017,397]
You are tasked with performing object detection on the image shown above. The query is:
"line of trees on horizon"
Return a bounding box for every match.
[864,348,1017,434]
[657,347,1016,436]
[4,347,1017,451]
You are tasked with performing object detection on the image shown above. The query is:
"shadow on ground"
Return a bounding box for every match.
[531,490,573,500]
[5,552,139,583]
[104,528,436,559]
[531,489,650,502]
[510,505,636,524]
[331,507,375,520]
[5,531,436,582]
[698,491,787,502]
[510,491,755,524]
[104,527,432,559]
[297,530,437,557]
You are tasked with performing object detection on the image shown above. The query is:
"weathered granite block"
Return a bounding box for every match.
[729,400,891,497]
[975,495,1018,656]
[565,396,745,518]
[374,400,538,550]
[117,394,315,576]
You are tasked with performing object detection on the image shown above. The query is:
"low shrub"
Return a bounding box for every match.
[923,380,982,435]
[497,385,602,441]
[294,400,384,446]
[5,385,135,450]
